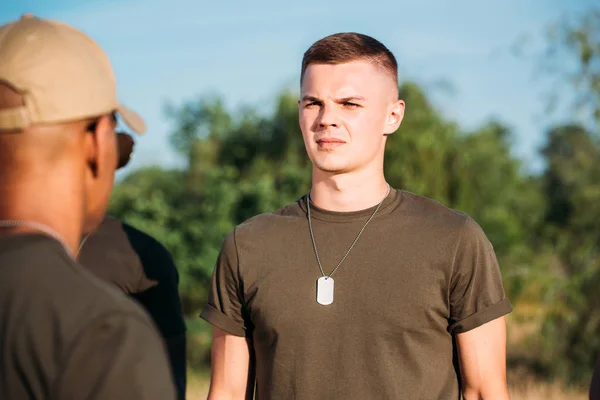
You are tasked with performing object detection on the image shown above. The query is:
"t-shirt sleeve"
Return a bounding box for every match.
[199,230,248,337]
[448,216,512,334]
[55,313,176,400]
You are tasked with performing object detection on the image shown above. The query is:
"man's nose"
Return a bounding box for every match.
[318,105,339,128]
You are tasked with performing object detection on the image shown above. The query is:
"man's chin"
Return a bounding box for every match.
[312,161,350,174]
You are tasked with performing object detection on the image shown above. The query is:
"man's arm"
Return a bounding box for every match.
[207,327,255,400]
[202,230,254,399]
[455,316,510,400]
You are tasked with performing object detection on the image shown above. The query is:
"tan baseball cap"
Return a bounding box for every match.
[0,13,145,133]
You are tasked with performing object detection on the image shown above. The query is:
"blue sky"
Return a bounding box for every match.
[1,0,596,176]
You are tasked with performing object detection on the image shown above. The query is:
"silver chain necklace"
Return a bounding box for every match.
[0,220,73,258]
[307,184,390,305]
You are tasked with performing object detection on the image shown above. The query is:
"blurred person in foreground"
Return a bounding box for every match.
[200,32,512,399]
[0,14,175,399]
[77,135,187,400]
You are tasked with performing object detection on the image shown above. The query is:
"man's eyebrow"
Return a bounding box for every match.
[301,95,321,102]
[301,95,367,102]
[337,96,366,102]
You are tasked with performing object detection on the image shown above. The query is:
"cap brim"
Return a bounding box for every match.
[117,104,146,134]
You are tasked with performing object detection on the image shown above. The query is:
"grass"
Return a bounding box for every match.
[508,381,587,400]
[187,369,210,400]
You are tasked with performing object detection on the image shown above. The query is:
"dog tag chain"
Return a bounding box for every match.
[307,184,390,305]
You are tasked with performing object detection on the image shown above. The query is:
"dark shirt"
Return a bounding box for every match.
[78,215,187,400]
[0,233,176,400]
[591,353,600,399]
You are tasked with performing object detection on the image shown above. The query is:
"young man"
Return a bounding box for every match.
[201,32,512,399]
[0,14,175,399]
[78,214,188,400]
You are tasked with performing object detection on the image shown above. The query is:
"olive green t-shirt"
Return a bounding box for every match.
[0,234,176,400]
[201,189,512,399]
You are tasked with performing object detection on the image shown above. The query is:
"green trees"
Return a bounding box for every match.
[534,124,600,383]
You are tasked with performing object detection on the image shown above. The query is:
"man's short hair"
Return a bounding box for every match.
[301,32,398,89]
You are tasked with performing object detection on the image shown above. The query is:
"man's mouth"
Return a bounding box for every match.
[316,137,345,148]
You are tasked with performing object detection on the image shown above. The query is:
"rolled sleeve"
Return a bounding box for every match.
[200,303,246,337]
[449,297,512,333]
[199,229,250,337]
[448,216,512,334]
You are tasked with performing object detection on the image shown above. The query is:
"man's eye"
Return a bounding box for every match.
[306,102,321,108]
[343,102,359,107]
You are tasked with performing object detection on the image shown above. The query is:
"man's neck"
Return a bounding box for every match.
[310,168,390,212]
[0,184,83,257]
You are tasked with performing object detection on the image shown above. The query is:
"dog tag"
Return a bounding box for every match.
[316,276,334,305]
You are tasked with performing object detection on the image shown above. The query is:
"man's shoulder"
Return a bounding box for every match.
[80,216,175,293]
[0,234,155,331]
[0,237,174,400]
[82,216,185,337]
[234,198,305,237]
[397,190,496,253]
[98,215,171,257]
[398,190,469,231]
[95,215,176,274]
[63,255,154,322]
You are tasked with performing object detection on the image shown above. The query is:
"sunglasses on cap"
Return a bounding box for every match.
[86,113,135,169]
[116,132,134,169]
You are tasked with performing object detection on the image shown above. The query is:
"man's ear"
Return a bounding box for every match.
[384,99,405,135]
[84,114,117,178]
